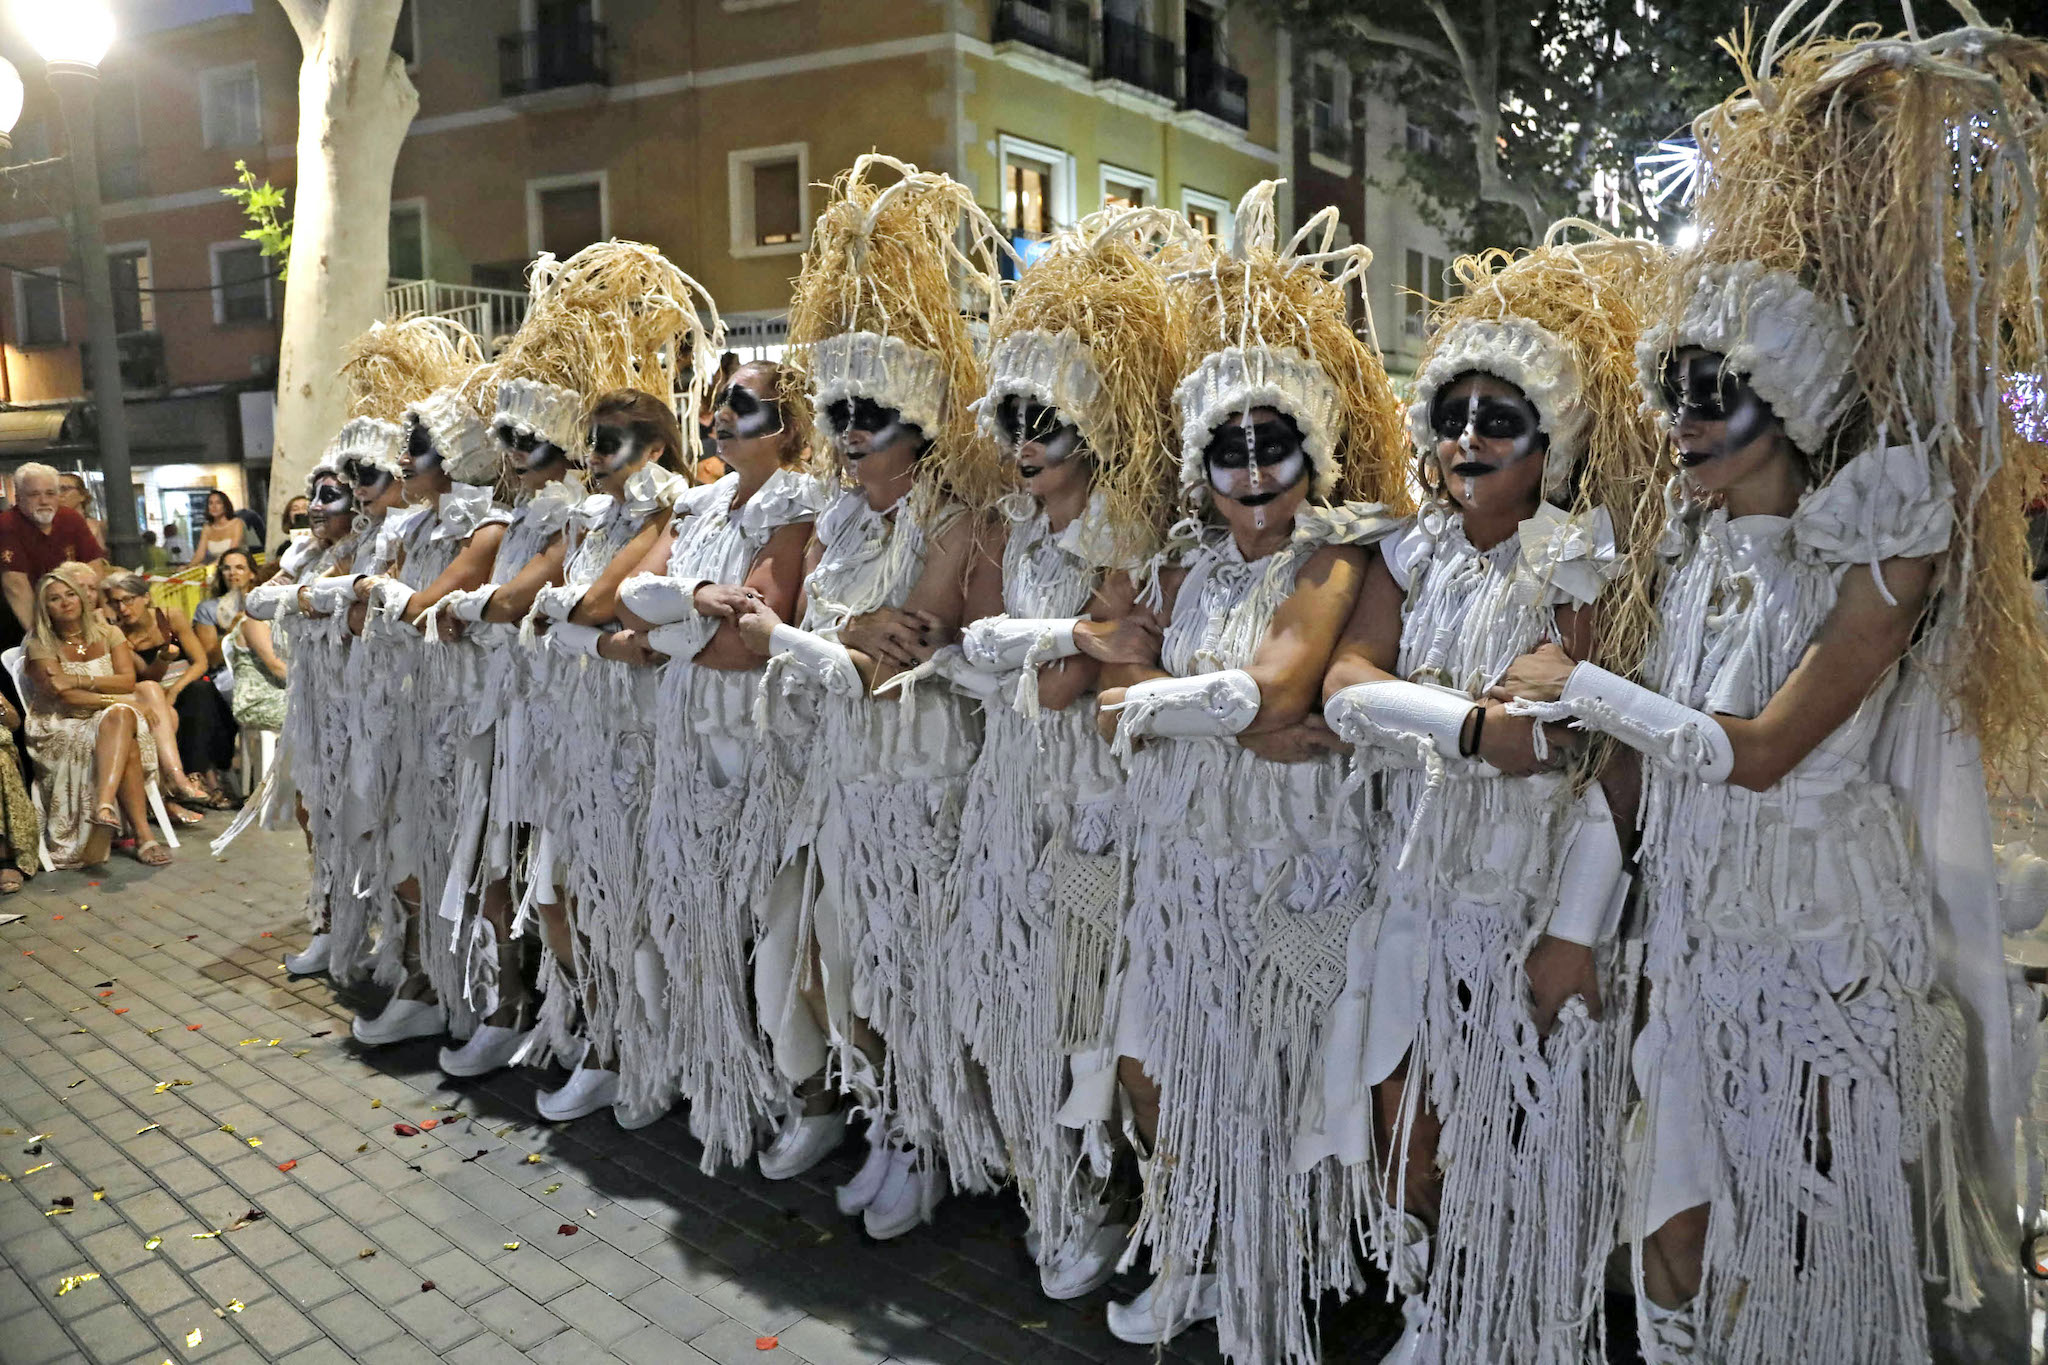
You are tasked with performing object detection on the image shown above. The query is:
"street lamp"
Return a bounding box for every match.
[12,0,142,566]
[0,59,23,157]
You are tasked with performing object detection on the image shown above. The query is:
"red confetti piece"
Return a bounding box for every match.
[418,1119,438,1131]
[183,935,197,941]
[87,882,98,887]
[113,1008,127,1015]
[556,1223,579,1236]
[186,1024,201,1031]
[391,1123,420,1137]
[51,915,62,921]
[755,1337,779,1351]
[98,991,113,998]
[420,1280,435,1293]
[259,932,272,938]
[275,1160,297,1172]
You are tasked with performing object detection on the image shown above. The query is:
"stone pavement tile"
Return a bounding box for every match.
[228,1296,324,1357]
[776,1314,893,1365]
[472,1285,568,1350]
[927,1306,1099,1365]
[442,1333,537,1365]
[339,1243,427,1303]
[247,1181,329,1231]
[691,1316,819,1365]
[9,1225,86,1279]
[107,1258,190,1316]
[635,1229,747,1294]
[115,1188,187,1235]
[266,1253,351,1312]
[275,1340,356,1365]
[526,1327,620,1364]
[411,1247,503,1309]
[548,1280,649,1345]
[215,1217,296,1267]
[78,1222,158,1277]
[188,1256,274,1309]
[623,1276,728,1340]
[364,1208,460,1266]
[489,1242,586,1304]
[615,1321,718,1365]
[297,1216,377,1267]
[307,1291,406,1355]
[560,1235,660,1297]
[385,1284,486,1353]
[694,1265,812,1337]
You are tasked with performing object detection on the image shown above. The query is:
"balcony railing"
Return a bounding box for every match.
[498,20,608,98]
[993,0,1091,69]
[386,279,531,348]
[1100,16,1176,101]
[1185,52,1248,129]
[80,331,166,393]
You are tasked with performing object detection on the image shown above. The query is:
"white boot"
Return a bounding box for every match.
[759,1108,847,1181]
[536,1063,619,1121]
[284,933,331,976]
[1379,1213,1439,1365]
[351,997,446,1046]
[1639,1298,1697,1364]
[1039,1211,1130,1300]
[834,1120,894,1216]
[1104,1270,1219,1345]
[862,1145,941,1240]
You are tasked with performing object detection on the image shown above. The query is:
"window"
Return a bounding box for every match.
[1404,119,1444,159]
[1404,248,1449,338]
[1101,164,1156,212]
[727,144,809,258]
[200,65,261,149]
[14,272,62,347]
[526,173,607,259]
[1006,153,1055,236]
[393,0,418,66]
[1311,60,1339,131]
[390,201,427,280]
[96,76,144,201]
[212,241,273,324]
[1181,187,1233,244]
[108,245,155,335]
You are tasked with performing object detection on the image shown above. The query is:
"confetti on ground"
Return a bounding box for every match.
[223,1300,243,1313]
[237,1039,259,1046]
[44,1206,71,1217]
[65,1079,83,1089]
[185,1328,202,1348]
[756,1337,779,1351]
[557,1224,578,1236]
[143,1027,161,1036]
[275,1160,297,1172]
[391,1123,420,1138]
[542,1183,562,1195]
[357,1248,377,1260]
[190,1230,220,1240]
[225,1210,266,1230]
[259,931,271,937]
[218,1124,236,1134]
[135,1124,160,1136]
[355,1143,369,1154]
[50,1196,72,1208]
[289,1048,308,1057]
[144,1236,162,1250]
[420,1281,436,1292]
[246,1137,262,1148]
[90,1189,103,1200]
[55,1272,99,1295]
[23,1163,50,1175]
[113,1008,128,1015]
[369,1099,382,1109]
[310,1030,331,1038]
[418,1119,438,1131]
[97,990,112,998]
[185,1024,201,1031]
[524,1154,542,1164]
[502,1242,520,1251]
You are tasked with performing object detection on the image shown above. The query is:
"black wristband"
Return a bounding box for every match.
[1459,703,1485,758]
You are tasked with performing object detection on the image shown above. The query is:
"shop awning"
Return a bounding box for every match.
[0,408,84,459]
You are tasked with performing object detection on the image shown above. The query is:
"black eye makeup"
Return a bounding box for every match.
[716,383,783,438]
[995,397,1067,447]
[1660,353,1742,421]
[590,425,629,459]
[1431,395,1540,444]
[824,397,899,435]
[405,419,438,465]
[1204,414,1310,514]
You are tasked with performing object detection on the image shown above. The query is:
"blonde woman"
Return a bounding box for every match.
[21,563,168,867]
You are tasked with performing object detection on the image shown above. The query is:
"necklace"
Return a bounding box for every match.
[57,629,89,659]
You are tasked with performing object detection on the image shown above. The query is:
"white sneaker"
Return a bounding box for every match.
[1639,1299,1697,1364]
[351,997,446,1046]
[613,1094,668,1131]
[861,1146,940,1240]
[834,1123,894,1215]
[537,1065,619,1121]
[759,1110,846,1180]
[1105,1272,1220,1345]
[1040,1219,1130,1300]
[438,1024,531,1078]
[284,933,331,976]
[1379,1294,1438,1365]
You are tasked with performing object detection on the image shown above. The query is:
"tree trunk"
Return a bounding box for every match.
[267,0,417,532]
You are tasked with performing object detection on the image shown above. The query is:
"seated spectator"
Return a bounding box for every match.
[187,491,254,569]
[138,532,171,574]
[176,551,252,802]
[20,564,170,868]
[0,685,37,894]
[226,608,287,736]
[101,571,228,819]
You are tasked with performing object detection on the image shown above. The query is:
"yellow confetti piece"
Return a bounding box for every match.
[144,1236,162,1251]
[524,1154,542,1164]
[24,1163,51,1175]
[190,1229,220,1240]
[369,1099,382,1109]
[355,1142,369,1153]
[44,1206,71,1216]
[135,1124,160,1135]
[65,1079,84,1089]
[55,1272,99,1295]
[356,1248,377,1259]
[0,1173,12,1183]
[542,1183,562,1194]
[91,1189,104,1200]
[185,1328,202,1348]
[290,1049,309,1058]
[144,1027,163,1036]
[238,1038,259,1046]
[502,1242,521,1250]
[246,1138,262,1148]
[267,1039,281,1046]
[224,1299,243,1313]
[0,1128,15,1136]
[218,1124,236,1134]
[27,1133,48,1142]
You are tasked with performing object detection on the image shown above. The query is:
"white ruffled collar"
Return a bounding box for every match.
[579,464,683,528]
[431,483,499,541]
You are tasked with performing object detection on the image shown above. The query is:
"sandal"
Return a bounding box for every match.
[0,868,24,895]
[132,840,171,868]
[166,804,205,828]
[90,803,121,832]
[195,791,240,811]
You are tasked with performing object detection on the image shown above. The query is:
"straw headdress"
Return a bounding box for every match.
[485,239,724,471]
[975,207,1207,563]
[784,154,1009,508]
[1408,221,1667,675]
[330,316,483,481]
[1650,4,2048,776]
[1166,181,1410,512]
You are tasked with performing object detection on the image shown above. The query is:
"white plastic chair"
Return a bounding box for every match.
[237,726,276,794]
[2,645,179,859]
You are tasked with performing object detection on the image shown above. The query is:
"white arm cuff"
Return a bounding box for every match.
[770,623,862,696]
[960,616,1082,672]
[302,576,359,616]
[1509,662,1734,783]
[546,621,605,658]
[244,583,292,621]
[1324,679,1477,760]
[446,586,496,623]
[1545,784,1628,946]
[645,619,716,661]
[1104,669,1260,759]
[878,645,1004,701]
[619,573,708,625]
[530,582,588,624]
[367,578,415,622]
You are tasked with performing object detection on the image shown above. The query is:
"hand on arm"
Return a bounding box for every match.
[482,536,566,625]
[693,521,810,671]
[1035,572,1149,714]
[401,524,506,629]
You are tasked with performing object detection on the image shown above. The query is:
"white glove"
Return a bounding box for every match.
[1325,679,1478,760]
[545,620,605,658]
[1544,784,1628,946]
[875,645,1003,701]
[529,582,587,625]
[619,573,709,625]
[301,575,360,616]
[366,577,414,622]
[646,619,715,661]
[444,585,497,624]
[770,623,862,696]
[244,582,294,621]
[960,616,1081,672]
[1508,662,1734,783]
[1103,669,1260,760]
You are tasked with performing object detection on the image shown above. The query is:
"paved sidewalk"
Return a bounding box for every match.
[0,826,1414,1365]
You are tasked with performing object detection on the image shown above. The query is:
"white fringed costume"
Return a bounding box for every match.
[1624,446,1969,1364]
[948,492,1130,1254]
[1345,501,1633,1363]
[624,467,827,1171]
[757,481,1006,1191]
[522,464,684,1100]
[1115,503,1395,1365]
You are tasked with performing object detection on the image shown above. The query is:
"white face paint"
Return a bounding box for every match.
[713,381,783,442]
[824,397,922,461]
[401,417,443,480]
[995,396,1085,479]
[1205,411,1310,530]
[494,419,569,475]
[1429,381,1545,512]
[1661,351,1778,468]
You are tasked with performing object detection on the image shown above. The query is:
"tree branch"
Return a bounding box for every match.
[1425,0,1548,243]
[1338,15,1458,68]
[273,0,325,49]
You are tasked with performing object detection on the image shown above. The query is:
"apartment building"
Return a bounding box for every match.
[0,0,1456,533]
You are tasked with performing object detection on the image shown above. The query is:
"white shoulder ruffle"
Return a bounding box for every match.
[1382,514,1435,592]
[432,483,505,541]
[1792,443,1954,567]
[735,469,832,535]
[1294,499,1405,552]
[520,479,581,538]
[1517,503,1620,608]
